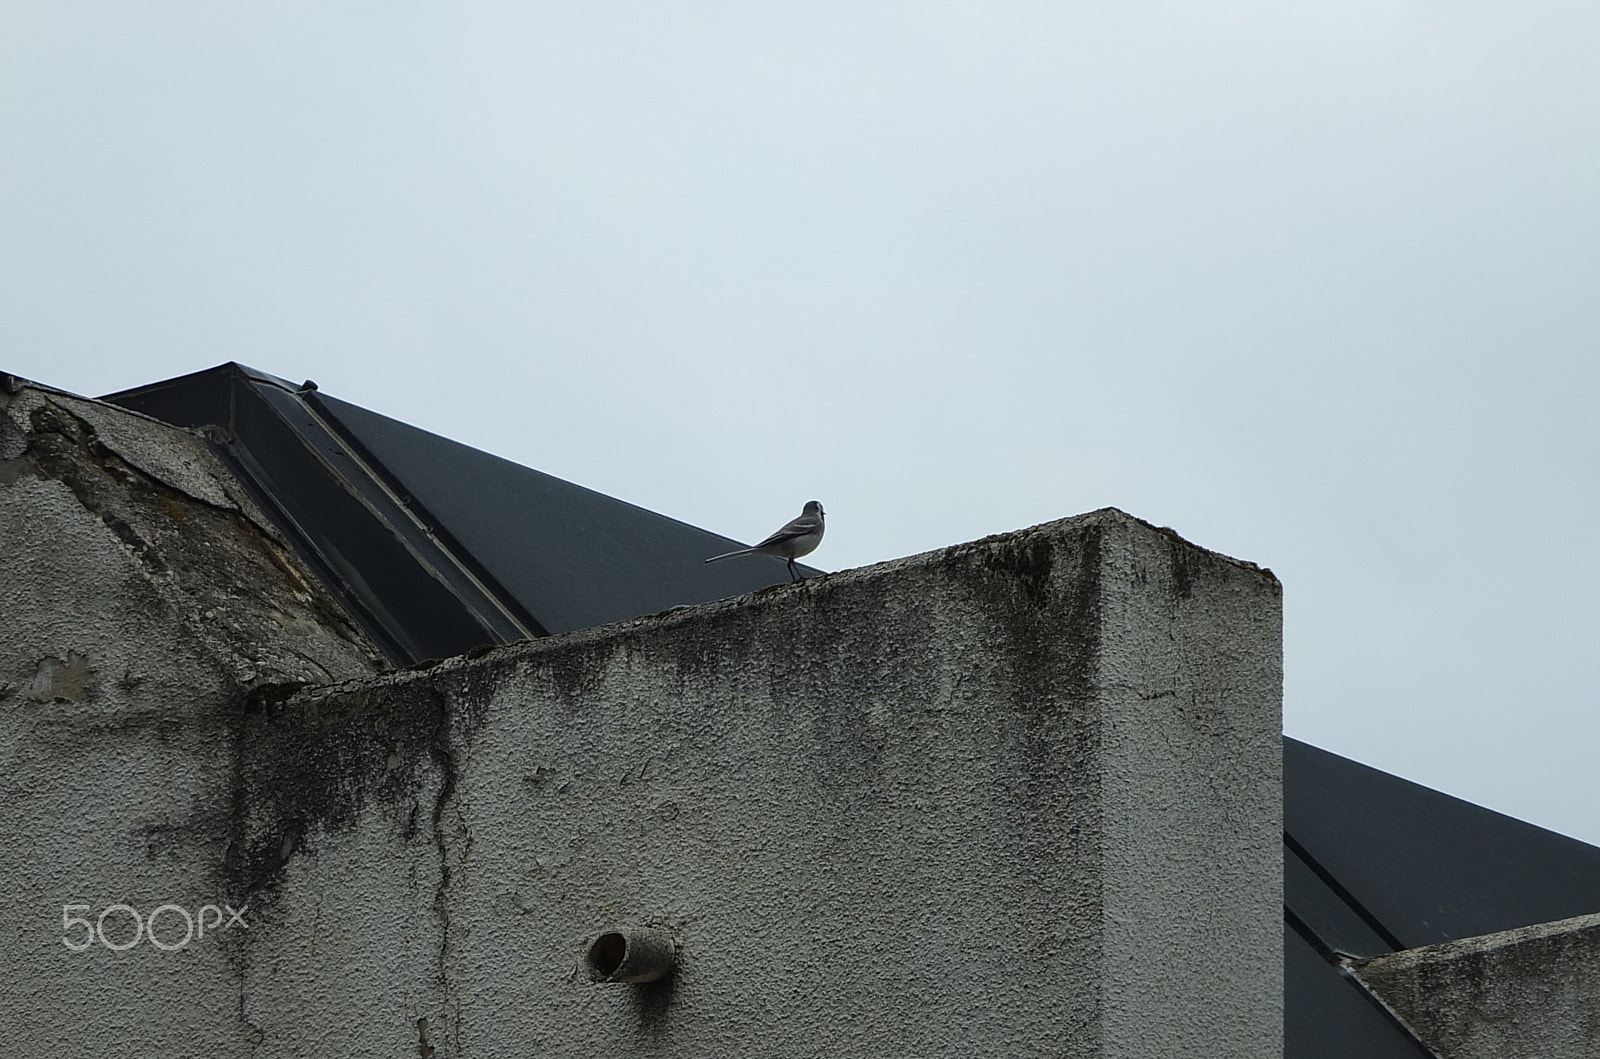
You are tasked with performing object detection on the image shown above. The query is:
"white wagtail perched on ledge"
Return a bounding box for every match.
[704,501,824,582]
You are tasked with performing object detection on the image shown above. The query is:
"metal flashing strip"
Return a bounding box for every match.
[204,415,415,663]
[272,384,543,642]
[232,378,541,658]
[1285,830,1406,956]
[299,389,546,641]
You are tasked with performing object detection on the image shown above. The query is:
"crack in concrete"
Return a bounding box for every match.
[429,693,467,1053]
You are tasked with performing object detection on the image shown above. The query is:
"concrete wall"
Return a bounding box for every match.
[2,381,1284,1057]
[1355,912,1600,1059]
[0,381,385,1057]
[225,508,1282,1057]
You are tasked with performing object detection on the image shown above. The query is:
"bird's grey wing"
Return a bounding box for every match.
[755,516,820,548]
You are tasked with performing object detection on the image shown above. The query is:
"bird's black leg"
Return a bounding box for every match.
[787,558,798,582]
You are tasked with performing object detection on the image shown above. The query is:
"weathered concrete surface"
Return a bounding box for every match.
[1354,912,1600,1059]
[0,379,386,1057]
[2,380,1281,1057]
[226,508,1282,1057]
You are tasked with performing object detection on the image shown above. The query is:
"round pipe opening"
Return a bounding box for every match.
[584,927,676,983]
[587,932,628,979]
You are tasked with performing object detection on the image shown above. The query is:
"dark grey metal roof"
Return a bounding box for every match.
[311,391,786,639]
[103,362,815,663]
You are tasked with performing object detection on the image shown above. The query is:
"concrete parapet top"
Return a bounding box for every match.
[1354,912,1600,1059]
[290,505,1279,698]
[1357,910,1600,975]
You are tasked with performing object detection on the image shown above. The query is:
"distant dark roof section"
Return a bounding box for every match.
[103,362,810,663]
[1284,735,1600,1057]
[1286,737,1600,951]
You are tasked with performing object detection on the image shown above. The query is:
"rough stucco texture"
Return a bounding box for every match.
[1,381,1282,1057]
[1355,912,1600,1059]
[228,508,1282,1058]
[0,383,385,1058]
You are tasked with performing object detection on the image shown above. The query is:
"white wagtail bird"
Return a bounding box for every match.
[704,501,825,582]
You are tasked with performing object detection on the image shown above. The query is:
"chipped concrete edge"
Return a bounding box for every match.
[1352,910,1600,979]
[2,373,285,542]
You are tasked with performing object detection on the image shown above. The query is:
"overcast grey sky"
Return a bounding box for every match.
[3,3,1597,842]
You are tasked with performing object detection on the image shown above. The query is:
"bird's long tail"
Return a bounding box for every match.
[704,548,757,564]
